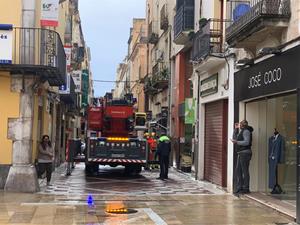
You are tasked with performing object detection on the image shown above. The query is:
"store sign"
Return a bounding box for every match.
[40,0,59,27]
[72,70,81,93]
[235,45,300,102]
[248,67,282,89]
[81,69,89,108]
[0,24,13,64]
[64,45,72,72]
[185,98,195,124]
[200,73,218,97]
[59,73,70,94]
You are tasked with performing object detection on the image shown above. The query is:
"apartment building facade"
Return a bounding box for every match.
[128,19,148,113]
[144,0,175,134]
[226,0,300,220]
[0,0,91,192]
[113,61,129,98]
[134,0,300,220]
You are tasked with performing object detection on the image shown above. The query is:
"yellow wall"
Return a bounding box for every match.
[0,72,20,164]
[0,0,22,26]
[214,0,222,19]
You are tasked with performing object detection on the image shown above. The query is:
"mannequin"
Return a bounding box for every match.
[268,128,285,194]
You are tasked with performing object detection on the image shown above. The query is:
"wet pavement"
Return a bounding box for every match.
[39,164,214,196]
[0,164,296,225]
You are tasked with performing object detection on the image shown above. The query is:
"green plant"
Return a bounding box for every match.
[160,68,169,80]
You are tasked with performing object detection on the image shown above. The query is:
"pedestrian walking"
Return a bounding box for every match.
[38,135,54,186]
[231,120,254,194]
[155,133,171,180]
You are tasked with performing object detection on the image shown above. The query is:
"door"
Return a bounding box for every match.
[204,99,228,187]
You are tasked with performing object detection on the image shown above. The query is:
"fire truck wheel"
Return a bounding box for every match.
[124,165,142,175]
[85,163,98,175]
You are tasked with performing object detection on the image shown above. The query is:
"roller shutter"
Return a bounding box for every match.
[204,99,228,187]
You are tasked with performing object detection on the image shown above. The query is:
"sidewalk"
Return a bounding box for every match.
[174,167,297,221]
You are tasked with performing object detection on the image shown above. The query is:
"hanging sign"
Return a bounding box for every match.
[40,0,59,27]
[185,98,195,124]
[64,45,72,72]
[72,70,82,93]
[0,24,13,64]
[59,73,70,94]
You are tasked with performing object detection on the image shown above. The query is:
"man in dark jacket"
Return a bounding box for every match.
[231,120,254,194]
[155,134,171,180]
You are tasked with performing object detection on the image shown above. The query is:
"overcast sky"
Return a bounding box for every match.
[79,0,146,97]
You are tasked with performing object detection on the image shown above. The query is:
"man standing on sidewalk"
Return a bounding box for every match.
[231,120,254,194]
[155,133,171,180]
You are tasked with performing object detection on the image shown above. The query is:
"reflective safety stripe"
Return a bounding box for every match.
[88,158,146,163]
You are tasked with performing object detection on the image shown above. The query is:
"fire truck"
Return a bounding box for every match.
[85,93,147,175]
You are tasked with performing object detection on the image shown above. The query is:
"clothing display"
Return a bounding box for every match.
[268,132,285,191]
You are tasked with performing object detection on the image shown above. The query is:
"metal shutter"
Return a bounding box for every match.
[204,99,228,187]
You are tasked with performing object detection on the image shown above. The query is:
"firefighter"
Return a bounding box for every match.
[149,132,158,169]
[144,132,158,170]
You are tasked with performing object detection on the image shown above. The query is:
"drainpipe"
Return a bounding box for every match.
[168,25,172,137]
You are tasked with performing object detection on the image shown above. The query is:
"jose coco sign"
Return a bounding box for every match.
[248,67,282,89]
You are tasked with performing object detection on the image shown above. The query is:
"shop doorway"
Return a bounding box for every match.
[245,93,297,205]
[204,99,228,187]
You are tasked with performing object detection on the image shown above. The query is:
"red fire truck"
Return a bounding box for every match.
[85,93,147,175]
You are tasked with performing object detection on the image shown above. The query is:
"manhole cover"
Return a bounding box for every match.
[106,208,138,214]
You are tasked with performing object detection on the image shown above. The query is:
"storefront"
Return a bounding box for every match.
[196,56,235,189]
[234,43,300,221]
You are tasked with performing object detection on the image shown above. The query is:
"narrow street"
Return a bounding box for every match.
[0,164,295,225]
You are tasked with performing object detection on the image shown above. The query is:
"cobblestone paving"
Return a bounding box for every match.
[38,163,216,196]
[0,164,296,224]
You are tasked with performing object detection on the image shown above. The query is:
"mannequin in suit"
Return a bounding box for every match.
[268,128,285,194]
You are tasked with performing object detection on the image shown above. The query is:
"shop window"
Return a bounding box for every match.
[245,93,297,203]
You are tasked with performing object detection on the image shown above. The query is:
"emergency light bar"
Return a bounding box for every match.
[107,137,129,142]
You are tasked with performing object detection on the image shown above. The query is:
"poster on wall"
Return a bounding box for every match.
[185,98,195,124]
[72,70,82,93]
[40,0,60,27]
[0,24,13,64]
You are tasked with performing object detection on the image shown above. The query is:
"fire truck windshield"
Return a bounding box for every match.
[108,99,130,106]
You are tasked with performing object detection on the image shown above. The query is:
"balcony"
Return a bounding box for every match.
[192,18,226,61]
[144,76,158,95]
[0,27,66,86]
[148,21,159,45]
[173,2,194,45]
[226,0,291,48]
[152,63,169,90]
[160,4,169,31]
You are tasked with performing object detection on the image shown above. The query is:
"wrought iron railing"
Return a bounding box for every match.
[160,4,169,30]
[174,4,194,39]
[152,64,169,89]
[144,76,157,94]
[226,0,291,41]
[12,27,66,81]
[192,18,227,61]
[148,21,159,44]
